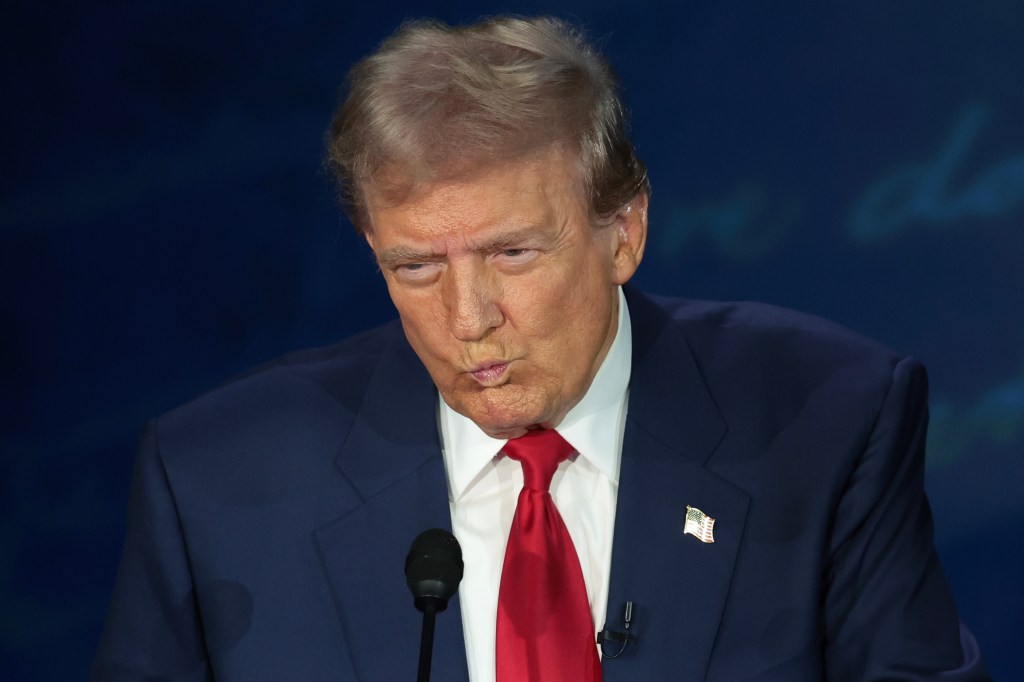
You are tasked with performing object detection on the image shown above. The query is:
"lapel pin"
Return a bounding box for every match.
[684,505,716,543]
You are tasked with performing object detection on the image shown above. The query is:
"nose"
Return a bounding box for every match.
[445,260,503,341]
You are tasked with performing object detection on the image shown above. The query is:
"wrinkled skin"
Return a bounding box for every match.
[365,149,647,439]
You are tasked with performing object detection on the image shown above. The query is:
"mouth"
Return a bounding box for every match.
[469,361,510,386]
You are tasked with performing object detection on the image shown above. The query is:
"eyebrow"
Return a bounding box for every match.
[476,231,536,252]
[374,226,546,268]
[374,245,438,268]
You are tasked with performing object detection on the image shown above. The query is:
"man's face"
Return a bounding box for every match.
[365,149,647,439]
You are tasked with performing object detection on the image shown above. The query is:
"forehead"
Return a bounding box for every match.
[363,149,589,238]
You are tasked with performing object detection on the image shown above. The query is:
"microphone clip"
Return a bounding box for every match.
[598,601,637,659]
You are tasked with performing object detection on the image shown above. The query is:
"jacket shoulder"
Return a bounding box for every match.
[152,321,407,474]
[658,295,893,351]
[645,293,910,375]
[168,321,401,415]
[628,291,924,447]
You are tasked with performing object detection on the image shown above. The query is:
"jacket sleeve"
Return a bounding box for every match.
[91,420,213,681]
[822,357,989,681]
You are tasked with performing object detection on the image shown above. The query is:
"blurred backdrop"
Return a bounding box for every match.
[2,1,1022,678]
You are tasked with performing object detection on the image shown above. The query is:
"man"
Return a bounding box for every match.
[94,16,988,681]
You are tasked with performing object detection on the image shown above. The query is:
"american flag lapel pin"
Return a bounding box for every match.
[684,505,716,543]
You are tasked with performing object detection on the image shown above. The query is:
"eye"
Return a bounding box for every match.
[391,261,441,284]
[494,248,537,265]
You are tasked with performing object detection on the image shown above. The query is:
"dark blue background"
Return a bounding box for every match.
[2,1,1021,679]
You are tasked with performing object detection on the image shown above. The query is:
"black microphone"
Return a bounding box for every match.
[598,601,638,659]
[405,529,464,682]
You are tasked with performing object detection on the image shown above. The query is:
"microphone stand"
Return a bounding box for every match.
[406,529,463,682]
[417,602,438,682]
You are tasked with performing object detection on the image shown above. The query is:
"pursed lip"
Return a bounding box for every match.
[468,359,511,386]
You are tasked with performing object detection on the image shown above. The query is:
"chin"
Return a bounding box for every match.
[465,408,534,439]
[447,390,543,439]
[480,405,559,439]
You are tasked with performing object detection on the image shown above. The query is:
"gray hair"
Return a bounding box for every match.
[325,15,649,233]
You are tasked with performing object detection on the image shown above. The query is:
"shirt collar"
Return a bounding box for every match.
[440,288,632,500]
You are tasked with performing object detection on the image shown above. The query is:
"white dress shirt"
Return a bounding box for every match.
[439,288,632,682]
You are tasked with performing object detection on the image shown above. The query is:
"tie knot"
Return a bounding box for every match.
[503,429,575,491]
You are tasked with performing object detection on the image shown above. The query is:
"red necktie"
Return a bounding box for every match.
[496,429,602,681]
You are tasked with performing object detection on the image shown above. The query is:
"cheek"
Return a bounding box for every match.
[504,284,562,339]
[508,259,606,338]
[393,294,447,349]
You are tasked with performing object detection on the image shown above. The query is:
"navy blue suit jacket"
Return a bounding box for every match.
[93,289,987,680]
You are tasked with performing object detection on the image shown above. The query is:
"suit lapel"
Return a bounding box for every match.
[314,330,469,681]
[602,290,750,681]
[312,290,749,680]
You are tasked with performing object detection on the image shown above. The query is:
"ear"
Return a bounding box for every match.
[610,192,648,285]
